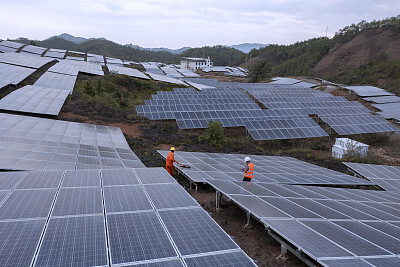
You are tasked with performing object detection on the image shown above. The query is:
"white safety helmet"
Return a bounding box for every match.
[245,157,251,162]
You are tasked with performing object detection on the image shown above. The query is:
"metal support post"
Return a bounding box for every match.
[276,244,288,260]
[216,191,222,210]
[244,211,251,228]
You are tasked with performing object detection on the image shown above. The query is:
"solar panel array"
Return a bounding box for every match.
[146,72,187,85]
[161,65,184,78]
[0,62,35,87]
[44,48,66,59]
[344,85,394,97]
[105,57,123,65]
[344,162,400,192]
[0,40,25,50]
[87,53,104,64]
[34,71,77,93]
[168,150,400,266]
[242,83,398,136]
[363,95,400,104]
[0,168,255,266]
[0,113,144,171]
[65,55,84,61]
[320,114,398,135]
[176,67,200,78]
[0,85,69,115]
[141,62,165,75]
[244,117,328,140]
[107,64,150,79]
[0,52,54,68]
[0,45,17,53]
[374,102,400,121]
[21,45,47,55]
[48,60,104,76]
[158,150,373,185]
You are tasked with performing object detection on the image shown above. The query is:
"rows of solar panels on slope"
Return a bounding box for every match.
[344,162,400,192]
[0,113,143,171]
[0,53,55,68]
[87,53,104,63]
[105,57,123,65]
[107,64,149,79]
[175,67,200,78]
[0,168,255,266]
[158,150,372,185]
[320,114,398,135]
[0,85,69,116]
[206,180,400,265]
[181,78,219,86]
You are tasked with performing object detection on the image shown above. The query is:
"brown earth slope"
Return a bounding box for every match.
[314,27,400,78]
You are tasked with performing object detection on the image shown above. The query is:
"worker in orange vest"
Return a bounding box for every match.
[166,147,179,176]
[242,157,254,182]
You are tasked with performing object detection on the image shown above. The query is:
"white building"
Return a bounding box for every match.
[180,57,213,72]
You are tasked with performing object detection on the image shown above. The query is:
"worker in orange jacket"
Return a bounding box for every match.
[242,157,254,182]
[166,147,179,176]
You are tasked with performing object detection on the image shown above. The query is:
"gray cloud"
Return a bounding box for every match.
[0,0,398,48]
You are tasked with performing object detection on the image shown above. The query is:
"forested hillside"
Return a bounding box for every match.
[9,37,245,66]
[247,15,400,93]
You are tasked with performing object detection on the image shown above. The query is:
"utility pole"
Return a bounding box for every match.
[326,25,328,37]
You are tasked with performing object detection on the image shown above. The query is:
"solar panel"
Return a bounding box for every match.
[245,117,328,140]
[301,220,391,256]
[144,183,199,209]
[35,215,108,266]
[135,167,176,184]
[61,169,100,187]
[101,168,139,186]
[107,211,177,264]
[133,259,184,266]
[263,219,353,258]
[0,40,25,49]
[230,195,290,218]
[0,62,36,85]
[17,170,63,189]
[344,162,400,191]
[103,185,153,213]
[0,113,136,171]
[0,189,57,219]
[363,95,400,104]
[0,85,70,116]
[107,64,150,79]
[344,85,393,97]
[52,187,103,216]
[158,208,239,255]
[0,219,46,266]
[0,171,27,190]
[21,45,47,55]
[183,251,256,266]
[320,114,398,135]
[34,71,77,93]
[319,258,371,267]
[145,72,187,85]
[0,53,54,68]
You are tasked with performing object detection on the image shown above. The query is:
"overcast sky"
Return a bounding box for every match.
[0,0,398,49]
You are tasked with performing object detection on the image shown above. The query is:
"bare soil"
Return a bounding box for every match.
[314,27,400,78]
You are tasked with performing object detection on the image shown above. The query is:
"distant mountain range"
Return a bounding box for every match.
[46,33,268,53]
